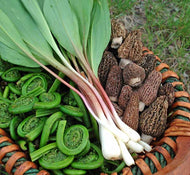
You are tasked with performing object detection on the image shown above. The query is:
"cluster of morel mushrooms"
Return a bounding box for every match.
[98,19,175,144]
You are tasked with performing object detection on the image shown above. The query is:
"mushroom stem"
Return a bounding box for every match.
[111,37,123,49]
[119,58,132,69]
[139,101,145,112]
[141,133,154,144]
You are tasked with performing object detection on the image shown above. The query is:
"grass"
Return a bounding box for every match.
[109,0,190,93]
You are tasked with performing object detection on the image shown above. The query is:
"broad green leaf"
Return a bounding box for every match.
[0,9,37,67]
[0,42,39,67]
[87,0,111,76]
[43,0,83,58]
[0,0,51,65]
[21,0,73,70]
[37,0,45,10]
[69,0,93,55]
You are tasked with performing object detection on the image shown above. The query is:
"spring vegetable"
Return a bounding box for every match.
[101,160,126,174]
[21,74,48,96]
[158,82,175,106]
[8,96,38,114]
[137,54,157,76]
[59,105,83,117]
[111,19,127,49]
[39,147,74,170]
[2,86,9,99]
[98,51,118,88]
[0,102,14,128]
[118,30,143,65]
[123,62,145,87]
[9,116,22,140]
[71,143,104,170]
[105,65,123,102]
[17,139,27,151]
[63,168,87,175]
[122,91,139,131]
[34,92,61,109]
[17,115,46,141]
[56,120,89,156]
[51,170,64,175]
[1,67,21,82]
[76,140,91,157]
[139,96,169,144]
[0,0,151,166]
[138,70,162,106]
[118,85,132,110]
[69,81,91,128]
[8,83,21,95]
[40,111,65,147]
[30,142,57,162]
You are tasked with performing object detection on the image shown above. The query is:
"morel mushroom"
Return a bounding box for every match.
[158,83,175,106]
[139,96,169,144]
[122,91,139,131]
[118,85,132,110]
[112,102,124,117]
[111,19,127,49]
[118,30,143,68]
[137,54,157,76]
[105,65,123,102]
[123,62,145,87]
[98,51,118,88]
[138,70,162,111]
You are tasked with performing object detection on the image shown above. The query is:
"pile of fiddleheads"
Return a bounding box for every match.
[0,63,113,175]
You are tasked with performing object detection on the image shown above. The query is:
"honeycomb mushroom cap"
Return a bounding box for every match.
[122,91,139,131]
[112,102,124,117]
[138,70,162,106]
[158,83,175,106]
[105,65,123,102]
[118,30,143,63]
[118,85,133,110]
[139,96,169,137]
[137,54,157,76]
[123,62,146,87]
[98,51,118,88]
[111,19,127,39]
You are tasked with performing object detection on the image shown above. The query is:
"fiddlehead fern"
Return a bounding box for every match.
[2,86,9,99]
[40,111,65,148]
[17,115,46,141]
[34,92,61,109]
[8,83,21,95]
[76,140,91,157]
[56,120,89,156]
[39,147,74,170]
[30,142,74,170]
[21,74,48,96]
[8,96,38,114]
[9,116,22,140]
[59,105,83,117]
[100,160,126,174]
[71,143,104,170]
[0,102,14,128]
[63,168,87,175]
[1,67,21,82]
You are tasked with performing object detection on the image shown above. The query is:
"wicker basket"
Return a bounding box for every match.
[0,47,190,175]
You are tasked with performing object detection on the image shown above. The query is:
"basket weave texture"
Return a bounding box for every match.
[0,47,190,175]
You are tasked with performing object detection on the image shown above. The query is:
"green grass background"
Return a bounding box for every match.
[109,0,190,93]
